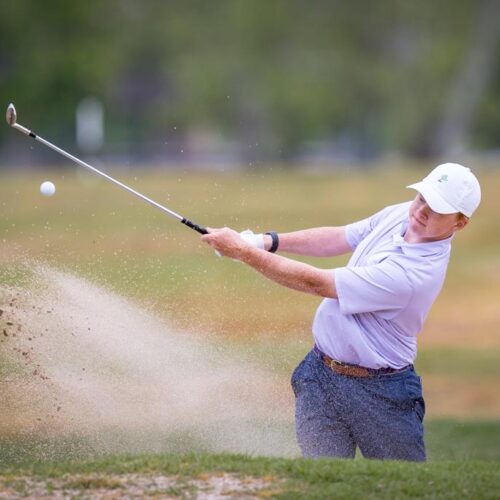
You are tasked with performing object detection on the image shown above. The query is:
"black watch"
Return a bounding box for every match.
[265,231,279,253]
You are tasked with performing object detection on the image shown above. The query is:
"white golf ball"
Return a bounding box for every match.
[40,181,56,197]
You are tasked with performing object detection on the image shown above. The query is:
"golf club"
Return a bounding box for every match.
[5,103,208,234]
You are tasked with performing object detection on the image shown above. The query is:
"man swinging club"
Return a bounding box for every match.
[202,163,481,461]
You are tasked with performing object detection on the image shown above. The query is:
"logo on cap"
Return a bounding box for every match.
[438,175,449,183]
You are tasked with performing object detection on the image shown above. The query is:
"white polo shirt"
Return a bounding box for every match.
[312,202,452,369]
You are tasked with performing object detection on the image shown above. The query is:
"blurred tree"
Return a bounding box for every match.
[1,0,499,164]
[427,0,500,158]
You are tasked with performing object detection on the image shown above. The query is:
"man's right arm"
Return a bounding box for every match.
[263,226,352,257]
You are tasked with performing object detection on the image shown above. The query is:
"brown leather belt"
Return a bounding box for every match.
[313,346,411,378]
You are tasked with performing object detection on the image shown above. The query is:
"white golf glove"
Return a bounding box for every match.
[239,229,265,249]
[214,229,264,258]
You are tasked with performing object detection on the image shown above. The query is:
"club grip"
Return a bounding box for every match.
[181,218,208,234]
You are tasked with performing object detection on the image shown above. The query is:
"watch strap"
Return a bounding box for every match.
[265,231,279,253]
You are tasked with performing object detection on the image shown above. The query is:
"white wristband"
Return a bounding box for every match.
[240,229,264,249]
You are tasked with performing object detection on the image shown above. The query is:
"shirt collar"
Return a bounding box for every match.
[392,220,452,257]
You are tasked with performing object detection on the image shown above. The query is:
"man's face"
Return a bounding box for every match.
[406,194,468,243]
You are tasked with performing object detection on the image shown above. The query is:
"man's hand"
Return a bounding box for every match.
[202,227,259,259]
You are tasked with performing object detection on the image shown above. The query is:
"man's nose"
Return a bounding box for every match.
[417,204,430,219]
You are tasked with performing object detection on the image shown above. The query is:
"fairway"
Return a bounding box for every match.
[1,453,499,499]
[1,167,499,497]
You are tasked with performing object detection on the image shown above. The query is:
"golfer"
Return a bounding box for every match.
[202,163,481,461]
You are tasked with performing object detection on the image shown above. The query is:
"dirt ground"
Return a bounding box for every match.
[0,473,279,499]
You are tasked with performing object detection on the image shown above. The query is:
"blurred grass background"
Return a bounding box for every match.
[1,165,499,426]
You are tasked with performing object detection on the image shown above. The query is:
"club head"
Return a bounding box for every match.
[6,103,17,127]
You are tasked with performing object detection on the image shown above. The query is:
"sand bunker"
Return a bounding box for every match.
[0,264,298,458]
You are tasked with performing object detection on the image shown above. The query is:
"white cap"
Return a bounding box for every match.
[407,163,481,217]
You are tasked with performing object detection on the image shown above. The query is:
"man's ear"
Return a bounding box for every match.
[455,216,469,231]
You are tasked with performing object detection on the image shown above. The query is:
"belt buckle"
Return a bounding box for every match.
[327,358,338,371]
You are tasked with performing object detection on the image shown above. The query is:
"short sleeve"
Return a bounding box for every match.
[346,206,395,250]
[335,259,413,316]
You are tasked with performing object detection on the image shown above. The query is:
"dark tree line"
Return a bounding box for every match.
[1,0,500,164]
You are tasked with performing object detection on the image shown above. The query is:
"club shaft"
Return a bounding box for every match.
[12,123,208,234]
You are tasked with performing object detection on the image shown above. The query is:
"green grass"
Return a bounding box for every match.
[425,420,500,462]
[1,452,499,499]
[415,348,500,377]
